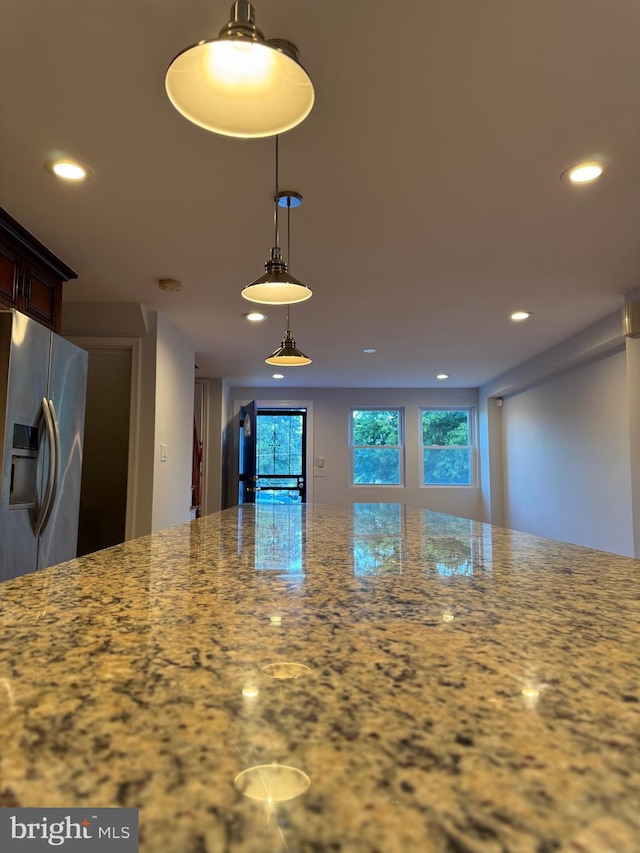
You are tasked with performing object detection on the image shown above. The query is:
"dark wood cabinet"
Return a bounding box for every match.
[0,207,76,332]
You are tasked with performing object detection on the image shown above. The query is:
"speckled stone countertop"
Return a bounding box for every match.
[1,503,639,852]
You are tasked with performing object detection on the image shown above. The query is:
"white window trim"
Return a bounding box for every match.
[349,407,406,487]
[419,406,477,489]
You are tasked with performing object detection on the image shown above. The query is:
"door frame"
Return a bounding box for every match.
[255,407,308,503]
[69,336,142,540]
[233,399,314,504]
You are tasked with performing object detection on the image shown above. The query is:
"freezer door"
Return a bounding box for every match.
[0,311,50,581]
[37,333,87,570]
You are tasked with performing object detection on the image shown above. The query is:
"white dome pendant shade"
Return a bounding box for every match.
[165,1,314,138]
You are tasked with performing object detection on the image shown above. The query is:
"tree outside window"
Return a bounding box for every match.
[256,413,303,476]
[421,409,473,486]
[351,409,403,485]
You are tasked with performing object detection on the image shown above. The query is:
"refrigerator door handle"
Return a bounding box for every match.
[38,399,61,536]
[34,398,57,537]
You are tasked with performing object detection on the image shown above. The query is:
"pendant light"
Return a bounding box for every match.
[265,192,311,366]
[242,138,312,305]
[165,1,314,139]
[265,306,312,366]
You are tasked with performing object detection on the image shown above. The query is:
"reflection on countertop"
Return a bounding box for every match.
[1,503,639,852]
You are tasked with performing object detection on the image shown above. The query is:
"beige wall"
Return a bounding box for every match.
[152,313,195,532]
[627,336,640,556]
[479,306,640,557]
[501,350,634,556]
[196,377,231,515]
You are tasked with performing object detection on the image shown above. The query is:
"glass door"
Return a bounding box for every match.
[255,409,306,504]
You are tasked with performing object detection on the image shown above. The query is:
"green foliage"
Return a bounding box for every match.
[422,410,469,446]
[423,448,470,485]
[352,409,400,446]
[353,448,401,484]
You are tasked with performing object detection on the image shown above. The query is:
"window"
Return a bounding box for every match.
[351,408,403,485]
[421,409,473,486]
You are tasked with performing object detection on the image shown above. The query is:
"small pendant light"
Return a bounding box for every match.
[242,138,312,305]
[265,305,312,366]
[264,191,311,366]
[165,1,314,139]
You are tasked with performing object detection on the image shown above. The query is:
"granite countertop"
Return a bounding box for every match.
[1,503,639,852]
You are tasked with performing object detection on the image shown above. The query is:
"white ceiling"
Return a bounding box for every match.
[2,0,640,388]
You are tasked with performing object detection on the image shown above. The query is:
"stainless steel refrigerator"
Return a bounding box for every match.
[0,309,87,582]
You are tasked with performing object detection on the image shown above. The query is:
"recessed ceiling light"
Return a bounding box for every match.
[363,348,376,354]
[510,311,532,321]
[562,161,606,184]
[272,373,285,379]
[44,158,92,181]
[436,373,449,380]
[244,311,267,322]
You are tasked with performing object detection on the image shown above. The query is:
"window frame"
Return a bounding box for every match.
[349,407,405,487]
[419,407,476,488]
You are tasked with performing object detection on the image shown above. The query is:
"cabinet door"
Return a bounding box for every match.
[22,258,62,331]
[0,232,21,309]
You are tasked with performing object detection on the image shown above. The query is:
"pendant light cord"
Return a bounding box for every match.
[285,165,292,336]
[275,136,295,339]
[273,135,280,248]
[287,195,291,267]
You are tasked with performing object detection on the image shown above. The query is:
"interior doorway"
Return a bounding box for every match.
[238,403,308,504]
[77,346,132,555]
[70,336,142,547]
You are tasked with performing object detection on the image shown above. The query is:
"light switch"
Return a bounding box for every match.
[314,456,327,477]
[160,444,168,462]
